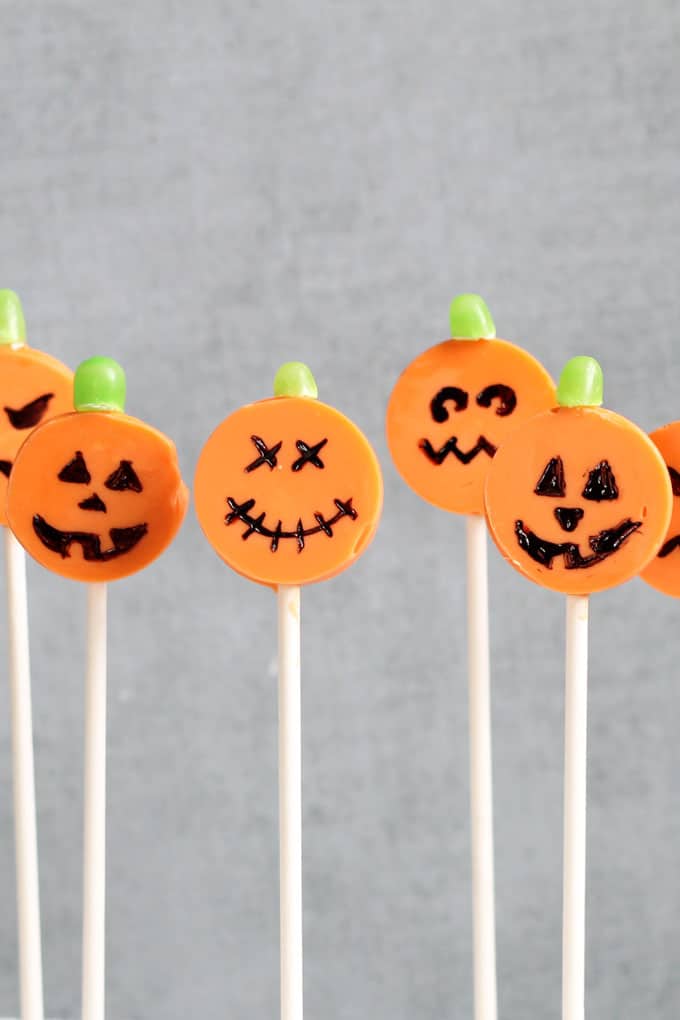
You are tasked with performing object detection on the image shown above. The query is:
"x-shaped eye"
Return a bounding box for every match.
[245,435,282,472]
[291,438,328,472]
[5,393,55,430]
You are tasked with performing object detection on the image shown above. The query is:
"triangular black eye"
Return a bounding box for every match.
[667,466,680,497]
[104,460,143,493]
[582,461,619,501]
[5,393,54,430]
[534,457,566,497]
[58,451,91,484]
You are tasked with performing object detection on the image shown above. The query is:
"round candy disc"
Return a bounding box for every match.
[640,421,680,597]
[0,291,73,525]
[194,363,383,587]
[7,357,188,582]
[484,357,672,595]
[385,295,556,514]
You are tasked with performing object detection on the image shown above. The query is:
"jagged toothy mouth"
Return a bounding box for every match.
[33,515,148,561]
[225,496,358,552]
[514,518,641,570]
[419,435,496,466]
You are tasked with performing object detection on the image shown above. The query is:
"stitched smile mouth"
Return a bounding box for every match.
[33,515,148,561]
[658,535,680,558]
[225,496,358,552]
[515,518,641,569]
[419,435,496,465]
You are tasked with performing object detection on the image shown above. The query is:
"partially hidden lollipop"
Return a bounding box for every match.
[386,295,556,1020]
[195,364,382,1020]
[0,289,73,1020]
[7,356,188,1020]
[640,421,680,596]
[484,357,672,1020]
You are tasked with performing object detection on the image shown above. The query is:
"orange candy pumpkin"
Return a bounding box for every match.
[0,291,73,525]
[7,357,188,583]
[194,363,383,587]
[640,421,680,597]
[386,296,556,515]
[484,358,672,595]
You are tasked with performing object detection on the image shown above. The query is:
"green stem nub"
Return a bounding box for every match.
[556,356,603,408]
[0,290,27,347]
[449,294,496,340]
[273,362,318,399]
[74,357,126,413]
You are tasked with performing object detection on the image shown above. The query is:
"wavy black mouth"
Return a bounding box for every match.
[33,515,148,561]
[515,518,641,569]
[419,435,496,466]
[658,535,680,558]
[225,496,357,552]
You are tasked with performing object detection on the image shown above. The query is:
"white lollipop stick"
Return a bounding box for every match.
[81,582,108,1020]
[465,514,497,1020]
[4,528,44,1020]
[562,594,589,1020]
[278,584,303,1020]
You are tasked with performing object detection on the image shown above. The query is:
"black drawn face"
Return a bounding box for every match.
[0,393,55,477]
[419,383,517,466]
[656,466,680,558]
[32,450,148,562]
[514,456,641,570]
[224,433,359,553]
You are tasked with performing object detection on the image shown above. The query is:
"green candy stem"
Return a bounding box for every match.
[557,356,603,408]
[448,294,496,341]
[74,356,126,413]
[0,289,27,347]
[273,362,318,399]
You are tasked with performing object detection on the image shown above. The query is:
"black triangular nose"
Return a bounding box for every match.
[554,506,584,532]
[78,492,107,513]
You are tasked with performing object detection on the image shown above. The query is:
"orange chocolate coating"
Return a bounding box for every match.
[640,421,680,597]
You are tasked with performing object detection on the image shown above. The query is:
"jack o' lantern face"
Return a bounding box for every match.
[7,411,188,582]
[194,396,383,586]
[640,422,680,597]
[386,338,555,514]
[484,406,673,595]
[0,347,73,525]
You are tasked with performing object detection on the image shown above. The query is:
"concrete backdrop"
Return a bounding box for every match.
[1,1,680,1017]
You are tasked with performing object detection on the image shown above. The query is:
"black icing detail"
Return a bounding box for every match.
[33,516,148,561]
[419,435,496,465]
[657,535,680,559]
[0,460,11,478]
[515,517,641,569]
[582,461,619,501]
[245,435,282,472]
[58,452,91,485]
[225,496,358,553]
[104,461,142,493]
[476,384,517,417]
[554,507,584,533]
[667,466,680,497]
[4,393,54,430]
[78,493,107,513]
[430,386,468,422]
[534,457,566,497]
[291,438,328,472]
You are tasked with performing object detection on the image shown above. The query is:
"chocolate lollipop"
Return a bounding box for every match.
[484,357,672,1020]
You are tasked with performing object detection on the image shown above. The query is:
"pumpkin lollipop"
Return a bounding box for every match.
[8,356,188,1020]
[484,358,672,1020]
[195,363,382,1020]
[0,290,73,1020]
[640,421,680,597]
[386,294,555,1020]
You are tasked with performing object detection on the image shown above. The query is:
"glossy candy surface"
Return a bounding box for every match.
[385,295,556,515]
[194,363,383,587]
[0,291,73,525]
[484,357,672,595]
[7,357,188,582]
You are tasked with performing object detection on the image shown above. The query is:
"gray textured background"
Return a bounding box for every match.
[1,1,679,1017]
